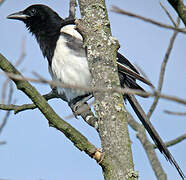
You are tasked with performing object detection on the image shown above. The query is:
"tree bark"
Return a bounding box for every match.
[0,53,97,160]
[168,0,186,26]
[77,1,136,180]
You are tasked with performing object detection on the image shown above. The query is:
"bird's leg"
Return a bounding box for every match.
[68,94,93,118]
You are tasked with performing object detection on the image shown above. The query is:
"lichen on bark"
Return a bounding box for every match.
[77,0,136,179]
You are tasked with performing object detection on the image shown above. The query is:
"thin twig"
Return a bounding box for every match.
[110,6,186,34]
[1,78,9,104]
[153,134,186,148]
[1,38,26,103]
[0,141,6,145]
[127,111,167,179]
[1,78,98,129]
[0,53,99,161]
[12,74,98,127]
[164,110,186,116]
[15,37,26,67]
[65,0,77,21]
[160,2,177,26]
[0,82,14,135]
[0,0,5,6]
[1,71,186,107]
[147,18,180,119]
[68,0,77,20]
[137,130,167,179]
[127,95,185,179]
[3,72,186,106]
[167,0,186,27]
[0,90,63,114]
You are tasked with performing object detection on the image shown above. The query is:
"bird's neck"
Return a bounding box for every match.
[29,19,76,66]
[33,26,61,66]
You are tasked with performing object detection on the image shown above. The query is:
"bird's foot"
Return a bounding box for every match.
[68,94,92,118]
[93,148,104,164]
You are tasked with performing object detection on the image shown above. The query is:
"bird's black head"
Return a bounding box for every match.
[7,4,63,36]
[7,4,65,65]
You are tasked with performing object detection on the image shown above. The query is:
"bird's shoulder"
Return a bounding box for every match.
[60,24,83,41]
[58,23,85,57]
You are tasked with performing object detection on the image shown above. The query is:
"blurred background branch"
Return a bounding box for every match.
[0,0,5,6]
[153,134,186,148]
[0,1,185,179]
[147,18,180,119]
[110,6,186,34]
[164,110,186,116]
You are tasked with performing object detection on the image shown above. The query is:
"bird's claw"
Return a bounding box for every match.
[93,148,104,164]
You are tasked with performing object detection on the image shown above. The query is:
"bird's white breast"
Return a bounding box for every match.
[49,25,91,101]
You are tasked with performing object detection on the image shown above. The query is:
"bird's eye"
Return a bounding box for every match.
[29,8,36,16]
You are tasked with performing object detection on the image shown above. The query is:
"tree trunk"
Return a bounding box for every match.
[77,1,137,179]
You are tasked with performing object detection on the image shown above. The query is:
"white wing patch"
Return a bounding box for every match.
[49,29,91,101]
[60,24,83,40]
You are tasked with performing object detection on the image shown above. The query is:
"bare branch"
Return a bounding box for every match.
[110,6,186,34]
[0,111,10,134]
[1,78,9,104]
[167,0,186,26]
[154,134,186,148]
[1,72,186,106]
[160,2,177,26]
[0,53,99,161]
[147,18,180,119]
[33,71,99,128]
[164,110,186,116]
[0,0,5,6]
[0,141,6,145]
[15,37,26,67]
[0,83,14,135]
[126,112,141,131]
[0,90,64,114]
[1,38,26,104]
[78,0,135,178]
[127,95,185,179]
[127,112,167,179]
[68,0,77,20]
[0,88,99,130]
[137,130,167,180]
[0,38,25,141]
[0,103,34,113]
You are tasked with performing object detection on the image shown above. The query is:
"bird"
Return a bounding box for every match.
[7,4,185,179]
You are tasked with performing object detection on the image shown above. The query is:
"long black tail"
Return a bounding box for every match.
[126,94,185,179]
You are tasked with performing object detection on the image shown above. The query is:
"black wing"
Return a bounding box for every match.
[126,94,185,179]
[117,53,185,179]
[117,52,153,88]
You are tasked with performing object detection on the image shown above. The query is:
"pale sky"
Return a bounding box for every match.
[0,0,186,180]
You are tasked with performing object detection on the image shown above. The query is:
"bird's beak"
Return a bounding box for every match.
[7,11,29,20]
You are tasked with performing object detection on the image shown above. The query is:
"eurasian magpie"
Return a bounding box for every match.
[7,4,185,179]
